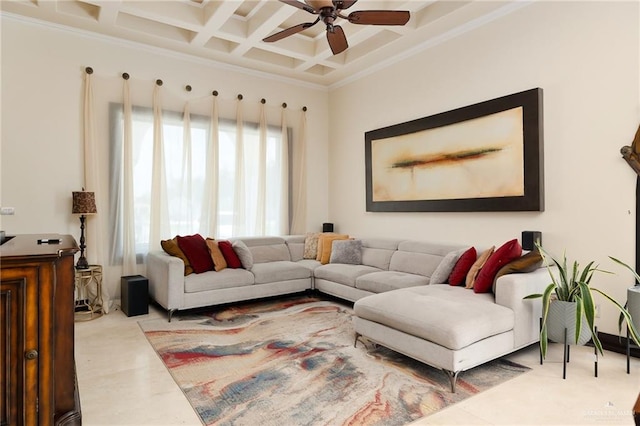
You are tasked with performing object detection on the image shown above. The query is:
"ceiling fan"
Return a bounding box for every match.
[263,0,410,55]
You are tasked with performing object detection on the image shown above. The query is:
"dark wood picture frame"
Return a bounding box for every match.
[365,88,544,212]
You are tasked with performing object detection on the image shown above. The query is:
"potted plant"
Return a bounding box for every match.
[608,257,640,336]
[524,245,640,358]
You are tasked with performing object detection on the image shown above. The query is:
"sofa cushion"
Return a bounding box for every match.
[218,240,243,269]
[355,271,428,293]
[284,235,305,261]
[314,263,381,287]
[359,239,401,270]
[317,233,350,264]
[492,248,543,293]
[237,237,292,264]
[295,259,322,271]
[466,247,494,289]
[330,239,362,265]
[303,232,320,259]
[390,240,466,279]
[176,234,215,273]
[251,261,311,284]
[161,237,193,276]
[448,247,476,286]
[184,268,254,293]
[232,240,254,270]
[474,239,522,294]
[205,238,227,272]
[430,248,466,284]
[354,286,514,350]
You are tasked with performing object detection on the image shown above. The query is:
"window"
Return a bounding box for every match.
[109,103,290,263]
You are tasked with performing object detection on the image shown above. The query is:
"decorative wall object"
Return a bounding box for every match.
[365,88,544,212]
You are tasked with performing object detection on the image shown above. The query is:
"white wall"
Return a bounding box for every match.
[327,1,640,335]
[0,16,330,298]
[3,2,639,336]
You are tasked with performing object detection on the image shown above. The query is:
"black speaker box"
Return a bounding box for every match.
[521,231,542,251]
[121,275,149,317]
[322,223,334,233]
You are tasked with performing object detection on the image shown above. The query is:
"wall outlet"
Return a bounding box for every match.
[0,207,15,215]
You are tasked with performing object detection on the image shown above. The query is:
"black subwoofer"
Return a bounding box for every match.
[121,275,149,317]
[521,231,542,251]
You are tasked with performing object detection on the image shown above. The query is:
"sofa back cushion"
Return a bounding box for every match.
[237,236,292,264]
[360,238,402,270]
[283,235,305,261]
[390,240,467,279]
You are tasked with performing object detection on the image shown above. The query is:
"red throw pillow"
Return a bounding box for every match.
[448,247,477,286]
[218,240,243,269]
[176,234,215,274]
[474,239,523,293]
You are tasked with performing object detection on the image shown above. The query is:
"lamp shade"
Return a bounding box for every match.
[72,191,97,215]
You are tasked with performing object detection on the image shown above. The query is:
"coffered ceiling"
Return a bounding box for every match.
[1,0,530,88]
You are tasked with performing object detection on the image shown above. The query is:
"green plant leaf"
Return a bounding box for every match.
[578,282,603,355]
[592,287,640,347]
[539,282,556,359]
[609,256,640,285]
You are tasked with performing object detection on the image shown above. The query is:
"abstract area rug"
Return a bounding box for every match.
[139,296,529,426]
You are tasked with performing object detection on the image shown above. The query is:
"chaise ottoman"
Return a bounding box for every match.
[353,285,518,392]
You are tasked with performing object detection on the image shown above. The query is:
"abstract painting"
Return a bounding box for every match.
[365,88,544,212]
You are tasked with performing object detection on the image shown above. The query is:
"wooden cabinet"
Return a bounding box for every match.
[1,234,81,425]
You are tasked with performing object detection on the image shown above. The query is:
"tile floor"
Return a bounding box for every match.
[75,303,640,426]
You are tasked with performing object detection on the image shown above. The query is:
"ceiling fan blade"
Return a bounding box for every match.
[279,0,317,14]
[348,10,410,25]
[327,25,348,55]
[334,0,357,10]
[263,22,316,42]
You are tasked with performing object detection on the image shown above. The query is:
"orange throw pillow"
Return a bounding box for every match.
[318,233,349,265]
[465,246,494,289]
[206,238,227,272]
[161,237,194,276]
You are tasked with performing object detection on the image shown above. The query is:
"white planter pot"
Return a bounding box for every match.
[547,300,592,345]
[628,286,640,331]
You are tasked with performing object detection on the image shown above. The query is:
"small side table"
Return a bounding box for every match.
[75,265,103,321]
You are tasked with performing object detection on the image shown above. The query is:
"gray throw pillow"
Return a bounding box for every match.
[430,248,466,284]
[330,239,362,265]
[232,240,254,270]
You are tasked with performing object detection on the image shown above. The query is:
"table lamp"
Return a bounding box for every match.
[72,189,97,269]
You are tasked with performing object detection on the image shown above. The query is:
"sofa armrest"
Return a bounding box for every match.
[146,251,185,311]
[494,267,551,348]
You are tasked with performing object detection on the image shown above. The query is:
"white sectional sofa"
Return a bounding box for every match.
[146,234,549,391]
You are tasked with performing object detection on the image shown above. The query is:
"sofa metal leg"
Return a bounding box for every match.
[442,369,460,393]
[168,309,176,323]
[354,332,362,348]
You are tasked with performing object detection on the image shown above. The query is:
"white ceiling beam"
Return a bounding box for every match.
[190,1,242,47]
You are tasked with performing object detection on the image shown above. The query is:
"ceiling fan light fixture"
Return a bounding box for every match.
[305,0,334,11]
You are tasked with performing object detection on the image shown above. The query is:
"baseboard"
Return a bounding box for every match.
[597,331,640,358]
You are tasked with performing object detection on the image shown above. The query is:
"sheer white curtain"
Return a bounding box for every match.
[200,95,220,236]
[255,102,267,234]
[149,83,170,251]
[176,102,194,236]
[121,78,137,275]
[233,97,246,236]
[279,106,290,234]
[108,80,303,264]
[82,69,111,312]
[290,108,308,234]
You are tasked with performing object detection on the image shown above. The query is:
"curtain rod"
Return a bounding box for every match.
[84,66,308,110]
